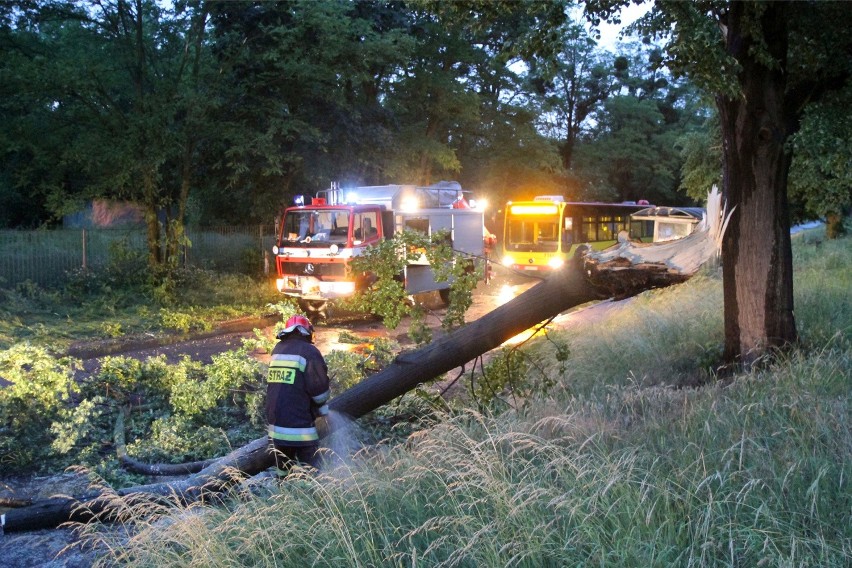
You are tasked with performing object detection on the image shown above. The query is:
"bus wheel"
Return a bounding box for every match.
[438,288,451,306]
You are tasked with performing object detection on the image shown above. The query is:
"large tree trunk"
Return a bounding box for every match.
[717,1,797,365]
[1,213,728,532]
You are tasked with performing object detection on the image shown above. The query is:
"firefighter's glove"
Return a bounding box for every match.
[311,402,330,419]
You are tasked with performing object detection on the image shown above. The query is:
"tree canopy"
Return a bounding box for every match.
[1,0,847,290]
[0,0,705,233]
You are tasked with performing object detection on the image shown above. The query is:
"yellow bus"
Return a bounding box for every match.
[500,196,654,273]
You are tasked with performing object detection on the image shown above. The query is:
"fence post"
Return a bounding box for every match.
[82,228,87,270]
[260,225,266,274]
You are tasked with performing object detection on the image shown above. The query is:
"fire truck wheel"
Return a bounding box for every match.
[299,300,328,320]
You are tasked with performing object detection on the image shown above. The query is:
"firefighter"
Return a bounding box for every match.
[452,194,471,209]
[266,314,330,476]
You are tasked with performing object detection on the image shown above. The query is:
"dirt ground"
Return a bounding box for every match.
[0,268,628,566]
[0,471,110,567]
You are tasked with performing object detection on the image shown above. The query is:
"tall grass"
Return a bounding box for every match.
[792,231,852,346]
[83,230,851,567]
[537,270,726,393]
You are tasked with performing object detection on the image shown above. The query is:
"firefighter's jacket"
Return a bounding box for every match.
[266,335,330,447]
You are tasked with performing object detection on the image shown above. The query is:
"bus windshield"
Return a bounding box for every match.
[506,216,560,253]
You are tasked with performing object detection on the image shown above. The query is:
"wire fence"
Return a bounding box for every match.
[0,226,277,288]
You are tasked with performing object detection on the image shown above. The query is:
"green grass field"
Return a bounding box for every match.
[0,266,283,352]
[72,228,850,567]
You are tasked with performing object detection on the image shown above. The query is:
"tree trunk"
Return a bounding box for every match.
[825,212,845,240]
[1,216,728,532]
[143,189,161,269]
[330,253,599,420]
[717,1,797,366]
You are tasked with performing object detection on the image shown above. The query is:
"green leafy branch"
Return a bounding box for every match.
[341,229,483,344]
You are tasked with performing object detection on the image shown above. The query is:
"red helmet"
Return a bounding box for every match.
[279,314,314,338]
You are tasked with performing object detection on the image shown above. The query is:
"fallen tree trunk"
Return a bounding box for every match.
[113,404,217,476]
[330,251,601,420]
[1,437,274,532]
[119,453,218,477]
[2,197,727,532]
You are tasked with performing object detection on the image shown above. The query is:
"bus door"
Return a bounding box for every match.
[561,213,576,255]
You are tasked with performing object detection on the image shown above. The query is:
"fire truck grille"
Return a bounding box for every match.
[283,262,347,278]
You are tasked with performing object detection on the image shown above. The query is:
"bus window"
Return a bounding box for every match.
[657,221,693,242]
[630,219,653,240]
[580,214,629,243]
[507,221,524,243]
[537,222,559,243]
[581,216,597,242]
[597,215,615,242]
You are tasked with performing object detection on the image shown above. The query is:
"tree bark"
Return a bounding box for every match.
[1,219,726,532]
[114,405,217,476]
[825,212,845,240]
[718,2,797,365]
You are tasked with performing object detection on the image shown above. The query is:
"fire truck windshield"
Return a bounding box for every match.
[282,210,350,245]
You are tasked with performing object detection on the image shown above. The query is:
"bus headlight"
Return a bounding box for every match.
[502,254,515,267]
[272,245,280,254]
[548,257,565,269]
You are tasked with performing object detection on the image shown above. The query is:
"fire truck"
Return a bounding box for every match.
[272,181,489,316]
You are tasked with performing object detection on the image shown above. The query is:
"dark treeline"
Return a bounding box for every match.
[1,1,847,263]
[0,1,704,226]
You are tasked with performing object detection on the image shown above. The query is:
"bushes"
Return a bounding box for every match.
[0,344,80,470]
[0,346,267,481]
